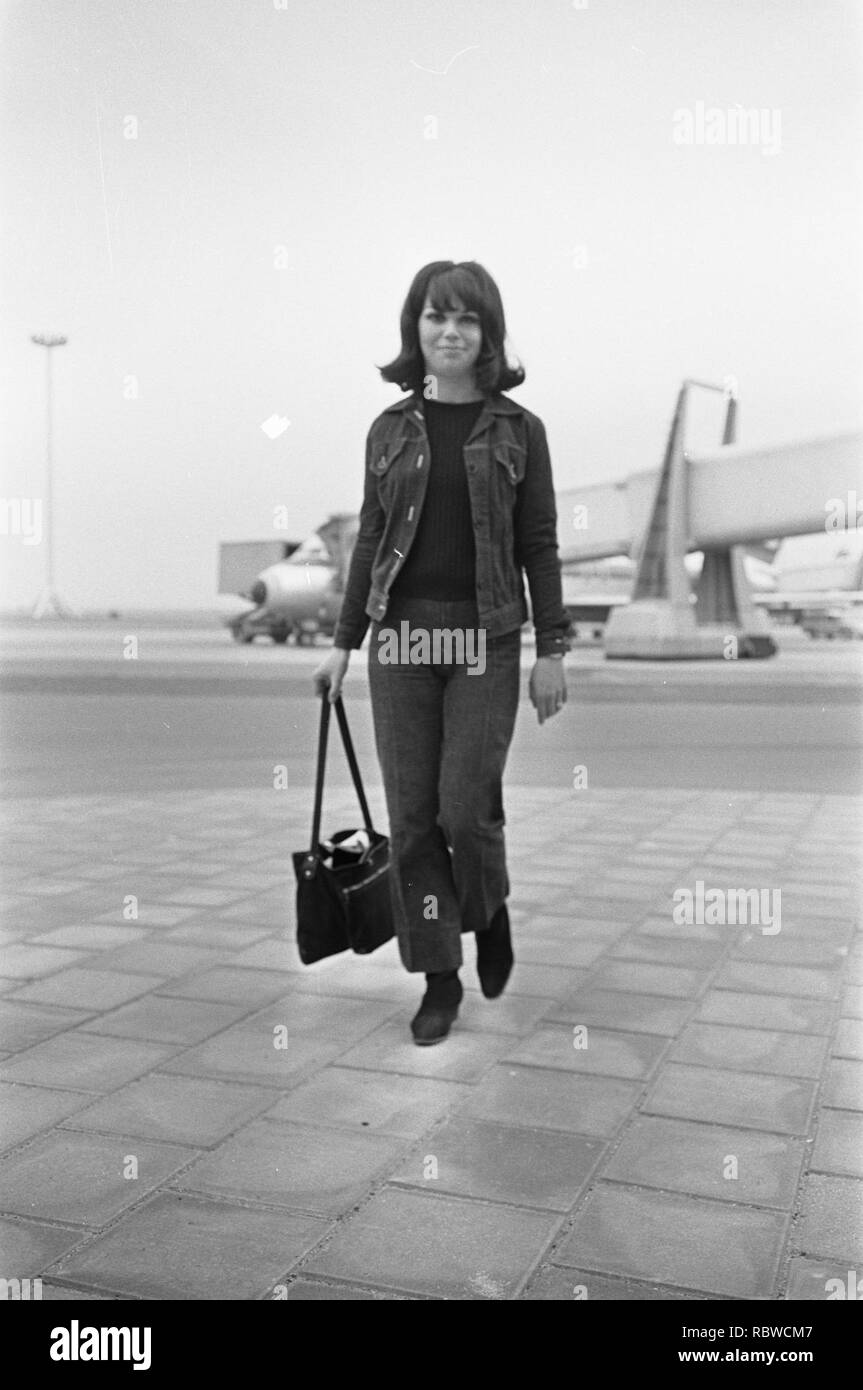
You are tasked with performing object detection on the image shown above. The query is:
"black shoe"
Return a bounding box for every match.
[410,970,463,1046]
[476,904,514,999]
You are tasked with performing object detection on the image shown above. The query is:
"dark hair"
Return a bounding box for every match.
[378,260,525,395]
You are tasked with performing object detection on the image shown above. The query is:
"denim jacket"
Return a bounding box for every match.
[333,391,573,657]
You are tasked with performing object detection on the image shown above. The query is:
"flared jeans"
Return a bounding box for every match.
[367,596,522,973]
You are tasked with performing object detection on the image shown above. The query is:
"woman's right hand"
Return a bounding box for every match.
[312,646,351,703]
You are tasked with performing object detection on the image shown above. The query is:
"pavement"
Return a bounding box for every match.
[1,619,862,1300]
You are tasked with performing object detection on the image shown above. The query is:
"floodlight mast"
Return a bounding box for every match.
[30,333,71,618]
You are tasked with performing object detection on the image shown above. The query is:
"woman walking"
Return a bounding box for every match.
[313,260,571,1045]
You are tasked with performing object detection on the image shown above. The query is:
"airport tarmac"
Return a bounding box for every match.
[0,616,861,799]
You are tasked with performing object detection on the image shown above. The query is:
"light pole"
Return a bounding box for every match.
[30,332,72,618]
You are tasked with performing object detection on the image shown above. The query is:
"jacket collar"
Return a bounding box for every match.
[383,392,523,447]
[382,391,524,418]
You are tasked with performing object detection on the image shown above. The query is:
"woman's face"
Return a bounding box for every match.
[417,294,483,384]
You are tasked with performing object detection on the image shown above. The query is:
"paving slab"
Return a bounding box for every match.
[48,1191,329,1300]
[643,1062,817,1135]
[390,1117,604,1211]
[0,1129,198,1226]
[91,942,230,975]
[335,1020,515,1083]
[822,1058,863,1111]
[155,966,300,1006]
[456,1064,640,1138]
[497,963,588,999]
[811,1109,863,1179]
[262,1067,470,1138]
[227,938,309,972]
[0,1081,99,1152]
[14,880,92,897]
[303,1186,560,1299]
[669,1022,829,1079]
[0,1001,93,1052]
[76,995,250,1044]
[581,961,711,999]
[7,968,166,1010]
[109,905,200,928]
[165,920,275,949]
[842,985,863,1019]
[778,895,859,922]
[545,897,637,923]
[30,925,148,949]
[795,1175,863,1263]
[158,1023,348,1087]
[833,1019,863,1060]
[604,1115,805,1208]
[784,1257,863,1300]
[154,887,247,907]
[552,1184,788,1298]
[695,989,836,1034]
[453,990,554,1036]
[0,1032,178,1091]
[60,1073,279,1147]
[0,944,90,978]
[523,1265,705,1300]
[172,1117,408,1216]
[252,958,415,1003]
[542,916,630,940]
[548,988,693,1036]
[37,1283,126,1300]
[513,938,609,969]
[774,918,855,944]
[0,1216,87,1277]
[281,1279,414,1299]
[504,1025,668,1080]
[610,936,726,968]
[713,961,841,1000]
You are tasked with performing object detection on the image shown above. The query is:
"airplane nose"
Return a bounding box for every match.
[250,579,267,605]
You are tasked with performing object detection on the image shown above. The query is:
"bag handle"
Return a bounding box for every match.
[333,696,375,836]
[305,694,375,869]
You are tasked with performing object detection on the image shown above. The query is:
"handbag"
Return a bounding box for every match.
[292,694,395,965]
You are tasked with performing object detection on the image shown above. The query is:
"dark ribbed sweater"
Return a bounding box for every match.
[388,396,485,602]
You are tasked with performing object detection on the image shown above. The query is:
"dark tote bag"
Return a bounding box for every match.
[292,694,394,965]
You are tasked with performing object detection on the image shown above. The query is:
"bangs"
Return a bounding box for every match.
[426,267,483,316]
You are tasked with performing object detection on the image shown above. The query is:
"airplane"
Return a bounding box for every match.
[218,515,358,644]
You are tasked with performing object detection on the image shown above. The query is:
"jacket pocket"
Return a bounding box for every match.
[370,437,409,477]
[494,442,528,486]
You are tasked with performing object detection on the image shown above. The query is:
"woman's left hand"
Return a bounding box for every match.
[529,657,567,725]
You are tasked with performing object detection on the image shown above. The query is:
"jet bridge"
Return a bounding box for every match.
[555,380,862,657]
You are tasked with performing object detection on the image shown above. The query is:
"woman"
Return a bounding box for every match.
[313,260,571,1045]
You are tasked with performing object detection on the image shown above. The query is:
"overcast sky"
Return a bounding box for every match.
[1,0,860,611]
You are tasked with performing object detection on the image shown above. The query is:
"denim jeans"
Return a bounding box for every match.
[367,596,523,973]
